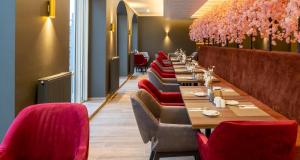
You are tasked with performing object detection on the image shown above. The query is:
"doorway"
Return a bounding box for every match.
[117,1,129,85]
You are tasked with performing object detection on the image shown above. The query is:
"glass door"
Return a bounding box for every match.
[69,0,89,103]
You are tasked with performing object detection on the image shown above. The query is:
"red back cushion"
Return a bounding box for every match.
[138,79,161,102]
[206,121,298,160]
[156,57,172,67]
[158,51,168,60]
[1,103,89,160]
[150,63,175,78]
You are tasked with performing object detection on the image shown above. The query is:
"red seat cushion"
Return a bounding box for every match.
[138,79,184,106]
[197,120,298,160]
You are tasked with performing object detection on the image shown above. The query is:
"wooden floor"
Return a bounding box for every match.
[88,73,195,160]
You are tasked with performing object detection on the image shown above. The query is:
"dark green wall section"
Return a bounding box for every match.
[138,17,196,61]
[15,0,70,113]
[89,0,107,98]
[117,15,129,76]
[0,0,15,140]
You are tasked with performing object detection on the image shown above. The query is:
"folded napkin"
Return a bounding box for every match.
[238,105,257,109]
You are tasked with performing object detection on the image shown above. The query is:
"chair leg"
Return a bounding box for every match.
[149,151,155,160]
[153,152,160,160]
[194,152,200,160]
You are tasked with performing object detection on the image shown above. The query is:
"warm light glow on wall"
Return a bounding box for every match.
[38,18,57,65]
[191,0,227,18]
[48,0,56,18]
[165,26,170,36]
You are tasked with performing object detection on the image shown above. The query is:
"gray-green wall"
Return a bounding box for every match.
[138,17,196,60]
[0,0,15,140]
[15,0,70,113]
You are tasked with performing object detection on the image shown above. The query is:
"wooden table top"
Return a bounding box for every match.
[175,74,202,83]
[180,86,275,129]
[174,67,206,74]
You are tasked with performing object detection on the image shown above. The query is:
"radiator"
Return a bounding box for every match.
[110,57,120,93]
[37,72,72,104]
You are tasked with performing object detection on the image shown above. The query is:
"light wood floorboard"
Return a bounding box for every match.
[89,73,195,160]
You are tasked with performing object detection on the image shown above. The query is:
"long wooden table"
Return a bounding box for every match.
[180,86,274,129]
[171,60,300,158]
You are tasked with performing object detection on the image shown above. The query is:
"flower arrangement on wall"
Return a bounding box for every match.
[189,0,300,48]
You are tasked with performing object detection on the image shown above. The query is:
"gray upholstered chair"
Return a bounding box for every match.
[149,68,177,84]
[147,69,180,92]
[189,52,198,61]
[154,60,174,72]
[130,90,199,160]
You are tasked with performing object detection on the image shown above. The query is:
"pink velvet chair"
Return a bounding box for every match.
[197,121,298,160]
[0,103,89,160]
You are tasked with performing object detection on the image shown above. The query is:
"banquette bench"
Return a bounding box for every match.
[198,46,300,158]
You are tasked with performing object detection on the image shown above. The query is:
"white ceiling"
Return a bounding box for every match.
[124,0,222,19]
[124,0,164,16]
[164,0,206,19]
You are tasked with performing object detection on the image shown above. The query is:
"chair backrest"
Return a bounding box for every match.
[191,52,198,60]
[156,57,171,67]
[134,54,146,65]
[151,62,165,74]
[1,103,89,160]
[154,60,173,70]
[130,90,161,143]
[207,121,298,160]
[138,79,162,102]
[147,69,164,91]
[151,63,175,78]
[154,60,164,69]
[158,51,168,60]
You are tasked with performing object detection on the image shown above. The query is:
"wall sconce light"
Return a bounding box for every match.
[48,0,55,18]
[165,26,170,37]
[166,30,170,37]
[110,23,115,32]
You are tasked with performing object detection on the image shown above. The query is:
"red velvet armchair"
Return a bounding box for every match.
[138,79,184,106]
[0,103,89,160]
[197,121,298,160]
[134,54,148,72]
[150,63,176,79]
